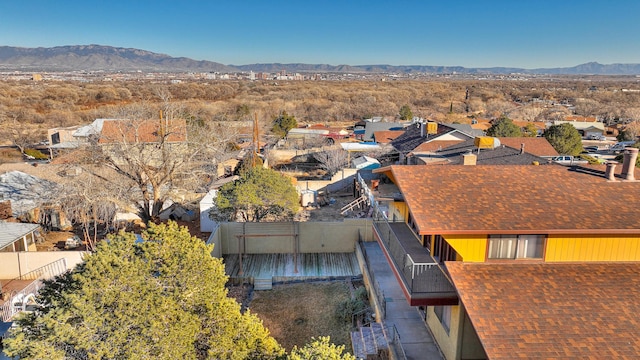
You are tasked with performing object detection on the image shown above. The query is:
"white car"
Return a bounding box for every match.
[65,235,82,249]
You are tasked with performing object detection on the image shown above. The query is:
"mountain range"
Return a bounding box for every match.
[1,45,639,75]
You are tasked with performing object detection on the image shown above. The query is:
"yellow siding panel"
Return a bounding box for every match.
[388,202,408,222]
[443,235,487,263]
[546,235,640,262]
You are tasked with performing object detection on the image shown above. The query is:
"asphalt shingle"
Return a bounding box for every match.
[447,262,640,360]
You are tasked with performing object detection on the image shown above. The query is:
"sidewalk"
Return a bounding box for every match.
[363,241,443,360]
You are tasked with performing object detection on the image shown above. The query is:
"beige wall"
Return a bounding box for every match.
[426,304,487,360]
[427,305,463,360]
[208,220,373,257]
[0,251,87,279]
[296,168,358,192]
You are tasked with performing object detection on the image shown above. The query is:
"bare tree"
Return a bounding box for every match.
[573,98,601,117]
[58,172,117,250]
[77,99,237,223]
[312,147,349,177]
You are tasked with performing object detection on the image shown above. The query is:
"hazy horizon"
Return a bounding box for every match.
[1,1,639,69]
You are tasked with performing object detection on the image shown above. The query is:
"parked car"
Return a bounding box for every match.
[551,155,589,165]
[610,141,637,153]
[583,146,599,153]
[65,235,82,249]
[587,134,606,141]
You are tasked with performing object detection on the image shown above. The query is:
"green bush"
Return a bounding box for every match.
[335,299,367,323]
[24,148,48,160]
[354,286,368,303]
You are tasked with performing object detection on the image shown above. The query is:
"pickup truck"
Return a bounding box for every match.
[551,155,589,165]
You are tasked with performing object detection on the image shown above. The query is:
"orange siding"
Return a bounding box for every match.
[545,235,640,262]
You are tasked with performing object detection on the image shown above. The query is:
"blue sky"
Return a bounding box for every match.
[1,1,638,68]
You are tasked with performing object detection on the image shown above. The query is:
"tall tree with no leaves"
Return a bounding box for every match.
[313,148,349,177]
[80,97,237,223]
[3,221,284,360]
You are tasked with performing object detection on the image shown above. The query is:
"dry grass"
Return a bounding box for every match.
[0,148,23,163]
[249,282,353,352]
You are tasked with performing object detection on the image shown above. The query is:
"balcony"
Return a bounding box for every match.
[1,258,68,322]
[372,207,458,306]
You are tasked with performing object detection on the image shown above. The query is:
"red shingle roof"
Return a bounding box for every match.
[447,262,640,360]
[411,140,465,153]
[373,130,405,144]
[98,119,187,144]
[497,137,559,157]
[375,165,640,235]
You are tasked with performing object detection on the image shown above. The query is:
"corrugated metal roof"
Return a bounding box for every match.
[0,221,39,251]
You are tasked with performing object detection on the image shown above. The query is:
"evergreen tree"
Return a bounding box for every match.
[272,111,298,138]
[214,167,300,222]
[544,123,583,155]
[3,222,283,360]
[522,123,539,137]
[486,115,522,137]
[398,105,413,120]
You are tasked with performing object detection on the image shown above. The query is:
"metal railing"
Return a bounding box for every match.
[18,258,68,280]
[1,258,68,322]
[1,279,42,322]
[388,324,407,360]
[372,206,455,295]
[358,239,386,320]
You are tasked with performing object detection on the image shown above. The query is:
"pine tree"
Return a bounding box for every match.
[214,166,300,222]
[486,115,522,137]
[3,222,284,360]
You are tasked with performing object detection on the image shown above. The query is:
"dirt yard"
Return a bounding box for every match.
[248,282,353,352]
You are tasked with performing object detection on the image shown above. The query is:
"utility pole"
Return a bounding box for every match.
[251,113,260,167]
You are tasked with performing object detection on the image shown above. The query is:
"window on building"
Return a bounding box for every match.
[434,306,451,334]
[488,235,544,259]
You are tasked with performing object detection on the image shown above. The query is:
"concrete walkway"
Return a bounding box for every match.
[363,241,443,360]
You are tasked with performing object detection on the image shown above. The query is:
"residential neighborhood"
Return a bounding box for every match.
[1,97,640,359]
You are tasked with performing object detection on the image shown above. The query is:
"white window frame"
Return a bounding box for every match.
[488,234,544,260]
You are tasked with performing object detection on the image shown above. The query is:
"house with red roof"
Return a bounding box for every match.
[364,148,640,359]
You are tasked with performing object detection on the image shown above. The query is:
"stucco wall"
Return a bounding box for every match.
[209,220,373,256]
[296,168,358,192]
[0,251,87,279]
[427,305,463,360]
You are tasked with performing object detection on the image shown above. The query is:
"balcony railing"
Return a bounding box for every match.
[372,206,457,303]
[1,258,68,322]
[1,279,42,322]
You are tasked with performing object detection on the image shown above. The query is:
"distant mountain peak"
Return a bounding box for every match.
[0,44,234,72]
[0,45,639,75]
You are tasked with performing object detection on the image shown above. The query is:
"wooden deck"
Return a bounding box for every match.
[223,253,361,280]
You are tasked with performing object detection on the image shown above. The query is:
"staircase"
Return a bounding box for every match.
[341,195,369,215]
[253,277,273,290]
[351,323,390,360]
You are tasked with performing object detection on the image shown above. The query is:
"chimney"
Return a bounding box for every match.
[462,151,477,165]
[520,143,525,155]
[420,122,426,138]
[621,147,639,181]
[605,161,618,181]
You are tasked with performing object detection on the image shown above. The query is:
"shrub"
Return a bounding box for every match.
[354,286,368,303]
[24,148,48,160]
[335,299,367,323]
